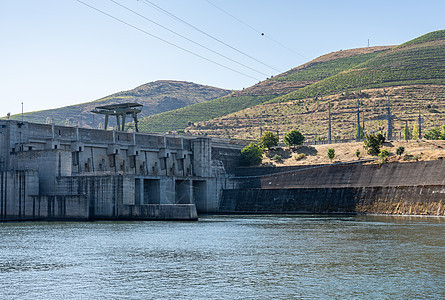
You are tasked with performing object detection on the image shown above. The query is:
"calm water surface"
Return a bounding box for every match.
[0,215,443,299]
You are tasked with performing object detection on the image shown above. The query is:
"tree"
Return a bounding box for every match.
[364,133,384,156]
[376,133,386,144]
[356,125,364,139]
[259,132,278,149]
[283,130,305,147]
[403,123,411,140]
[378,149,389,163]
[424,126,445,140]
[412,124,419,140]
[327,148,335,162]
[424,127,442,140]
[240,142,264,166]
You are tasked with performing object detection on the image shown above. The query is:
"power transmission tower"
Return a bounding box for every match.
[362,111,365,137]
[418,104,422,139]
[387,96,392,140]
[328,103,332,143]
[356,99,360,141]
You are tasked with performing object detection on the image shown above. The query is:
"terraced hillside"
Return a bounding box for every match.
[137,46,393,133]
[187,30,445,140]
[272,30,445,103]
[9,80,231,128]
[188,85,445,140]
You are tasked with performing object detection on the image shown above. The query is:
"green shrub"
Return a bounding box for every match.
[294,153,306,161]
[424,126,445,140]
[379,149,390,163]
[396,146,405,156]
[327,148,335,162]
[241,142,264,166]
[364,134,384,155]
[283,130,305,147]
[259,132,279,149]
[355,149,361,159]
[376,133,386,144]
[271,154,282,161]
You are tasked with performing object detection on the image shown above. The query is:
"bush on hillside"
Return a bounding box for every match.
[424,125,445,140]
[271,154,282,161]
[240,142,264,166]
[283,130,305,147]
[259,132,279,149]
[364,133,385,155]
[379,149,390,163]
[327,148,335,162]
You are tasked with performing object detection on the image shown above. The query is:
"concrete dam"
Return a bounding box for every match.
[0,119,241,221]
[1,119,444,221]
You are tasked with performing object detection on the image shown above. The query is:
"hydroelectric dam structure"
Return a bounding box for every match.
[0,119,242,221]
[1,119,444,221]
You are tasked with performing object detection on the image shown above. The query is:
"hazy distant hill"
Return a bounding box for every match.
[10,80,231,128]
[137,46,394,133]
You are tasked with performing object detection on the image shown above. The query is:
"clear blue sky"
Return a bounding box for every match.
[1,0,444,116]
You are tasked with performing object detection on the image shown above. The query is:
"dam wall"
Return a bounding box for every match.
[0,120,240,220]
[221,161,445,216]
[220,186,445,215]
[236,160,445,189]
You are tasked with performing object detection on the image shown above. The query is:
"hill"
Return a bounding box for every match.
[137,46,393,133]
[9,80,231,128]
[271,30,445,103]
[186,30,445,141]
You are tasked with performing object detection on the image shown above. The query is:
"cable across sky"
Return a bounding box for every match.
[204,0,308,60]
[75,0,263,81]
[139,0,282,73]
[109,0,270,77]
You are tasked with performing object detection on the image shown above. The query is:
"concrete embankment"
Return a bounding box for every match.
[220,160,445,216]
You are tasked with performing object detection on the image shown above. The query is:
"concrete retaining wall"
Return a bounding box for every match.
[222,160,445,216]
[241,160,445,189]
[220,185,445,216]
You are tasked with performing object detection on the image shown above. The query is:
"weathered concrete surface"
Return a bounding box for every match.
[0,120,242,220]
[243,160,445,189]
[220,186,445,216]
[29,195,89,220]
[119,204,198,220]
[221,161,445,216]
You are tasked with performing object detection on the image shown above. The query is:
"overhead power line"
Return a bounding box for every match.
[75,0,261,81]
[109,0,269,77]
[205,0,308,60]
[140,0,282,73]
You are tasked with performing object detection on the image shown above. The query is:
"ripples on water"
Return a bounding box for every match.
[0,215,443,299]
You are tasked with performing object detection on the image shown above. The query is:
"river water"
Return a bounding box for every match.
[0,215,443,299]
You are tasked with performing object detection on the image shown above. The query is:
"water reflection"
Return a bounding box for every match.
[0,215,443,299]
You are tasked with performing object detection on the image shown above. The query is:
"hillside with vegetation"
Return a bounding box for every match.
[186,30,445,141]
[137,46,393,133]
[8,80,231,128]
[271,30,445,103]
